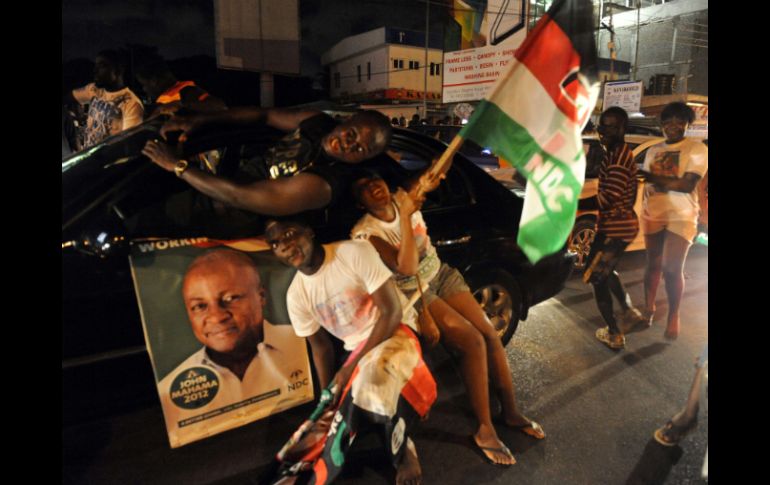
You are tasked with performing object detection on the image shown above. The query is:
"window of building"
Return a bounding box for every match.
[436,63,441,76]
[367,62,371,80]
[357,65,361,82]
[430,62,435,76]
[334,72,340,88]
[393,59,404,70]
[409,60,420,70]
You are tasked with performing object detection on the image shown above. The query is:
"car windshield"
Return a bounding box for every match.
[62,116,168,173]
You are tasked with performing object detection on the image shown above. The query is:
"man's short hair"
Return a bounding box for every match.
[600,106,629,129]
[660,102,695,124]
[264,219,312,245]
[350,110,393,153]
[185,248,261,283]
[350,169,385,201]
[96,49,129,76]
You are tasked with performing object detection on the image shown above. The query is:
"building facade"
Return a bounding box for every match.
[321,27,444,106]
[596,0,708,96]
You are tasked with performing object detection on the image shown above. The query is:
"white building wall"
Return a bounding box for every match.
[322,27,386,65]
[387,45,443,94]
[328,45,444,99]
[330,46,390,97]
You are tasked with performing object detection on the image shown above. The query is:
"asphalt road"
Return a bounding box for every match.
[63,245,708,485]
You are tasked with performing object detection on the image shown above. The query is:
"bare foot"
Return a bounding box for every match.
[474,427,516,465]
[396,438,422,485]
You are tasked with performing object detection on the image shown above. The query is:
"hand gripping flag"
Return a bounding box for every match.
[458,0,600,263]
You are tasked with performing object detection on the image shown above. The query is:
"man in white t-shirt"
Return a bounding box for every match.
[158,249,310,448]
[70,49,144,150]
[266,220,436,485]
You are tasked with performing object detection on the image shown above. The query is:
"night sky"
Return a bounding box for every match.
[62,0,457,105]
[62,0,453,74]
[62,0,216,62]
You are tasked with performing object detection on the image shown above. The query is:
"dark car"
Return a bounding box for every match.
[62,118,575,423]
[407,124,502,171]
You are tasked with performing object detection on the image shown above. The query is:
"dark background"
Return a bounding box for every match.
[62,0,459,107]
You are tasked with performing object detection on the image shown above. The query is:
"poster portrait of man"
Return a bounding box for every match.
[130,238,313,448]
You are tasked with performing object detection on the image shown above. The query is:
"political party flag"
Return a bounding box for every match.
[459,0,600,263]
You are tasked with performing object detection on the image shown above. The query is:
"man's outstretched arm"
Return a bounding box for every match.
[160,107,321,141]
[141,140,332,215]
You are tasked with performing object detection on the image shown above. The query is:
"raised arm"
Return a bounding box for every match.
[366,190,420,276]
[141,140,332,215]
[160,106,321,141]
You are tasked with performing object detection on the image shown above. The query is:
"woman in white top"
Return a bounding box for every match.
[638,102,708,339]
[350,171,545,466]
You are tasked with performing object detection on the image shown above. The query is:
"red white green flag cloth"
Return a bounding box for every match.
[460,0,600,263]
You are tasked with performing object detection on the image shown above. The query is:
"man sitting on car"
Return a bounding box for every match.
[266,219,436,485]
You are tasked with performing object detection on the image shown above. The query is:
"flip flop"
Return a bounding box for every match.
[471,436,516,466]
[511,420,546,440]
[653,417,697,446]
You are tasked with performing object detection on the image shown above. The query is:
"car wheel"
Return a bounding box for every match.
[466,270,521,346]
[568,218,597,270]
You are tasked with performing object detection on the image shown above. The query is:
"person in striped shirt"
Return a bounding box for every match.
[588,107,647,350]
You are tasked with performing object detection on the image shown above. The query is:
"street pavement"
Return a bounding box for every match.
[63,245,708,485]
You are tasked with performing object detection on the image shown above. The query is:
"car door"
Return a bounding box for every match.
[382,141,481,271]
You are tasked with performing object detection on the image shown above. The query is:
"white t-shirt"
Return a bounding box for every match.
[642,138,708,223]
[72,82,144,149]
[287,240,416,350]
[351,204,441,291]
[157,321,310,448]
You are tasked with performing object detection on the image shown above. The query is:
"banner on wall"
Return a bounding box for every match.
[603,80,644,114]
[130,237,313,448]
[443,0,530,103]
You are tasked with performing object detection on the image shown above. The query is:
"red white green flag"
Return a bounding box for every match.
[460,0,600,263]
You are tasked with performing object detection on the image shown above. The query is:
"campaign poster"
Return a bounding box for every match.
[129,237,313,448]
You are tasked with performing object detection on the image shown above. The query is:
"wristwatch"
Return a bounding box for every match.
[174,159,190,178]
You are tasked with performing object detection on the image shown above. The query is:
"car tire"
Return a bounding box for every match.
[569,218,597,270]
[466,269,521,346]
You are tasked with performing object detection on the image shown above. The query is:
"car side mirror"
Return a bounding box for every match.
[62,230,127,258]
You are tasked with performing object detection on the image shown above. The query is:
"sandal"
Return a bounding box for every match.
[653,416,698,446]
[620,310,653,334]
[472,436,516,466]
[596,327,625,350]
[510,420,546,440]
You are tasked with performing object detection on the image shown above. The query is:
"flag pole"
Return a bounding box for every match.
[416,40,528,197]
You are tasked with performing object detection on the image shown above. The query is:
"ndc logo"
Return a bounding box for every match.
[287,369,309,392]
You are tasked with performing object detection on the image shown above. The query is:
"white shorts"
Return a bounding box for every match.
[641,218,698,243]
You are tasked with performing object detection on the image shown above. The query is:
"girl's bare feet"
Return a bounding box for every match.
[396,438,422,485]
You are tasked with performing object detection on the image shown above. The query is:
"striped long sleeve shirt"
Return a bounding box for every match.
[597,143,639,242]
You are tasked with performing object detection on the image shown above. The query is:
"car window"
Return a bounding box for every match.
[634,147,650,168]
[387,146,472,210]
